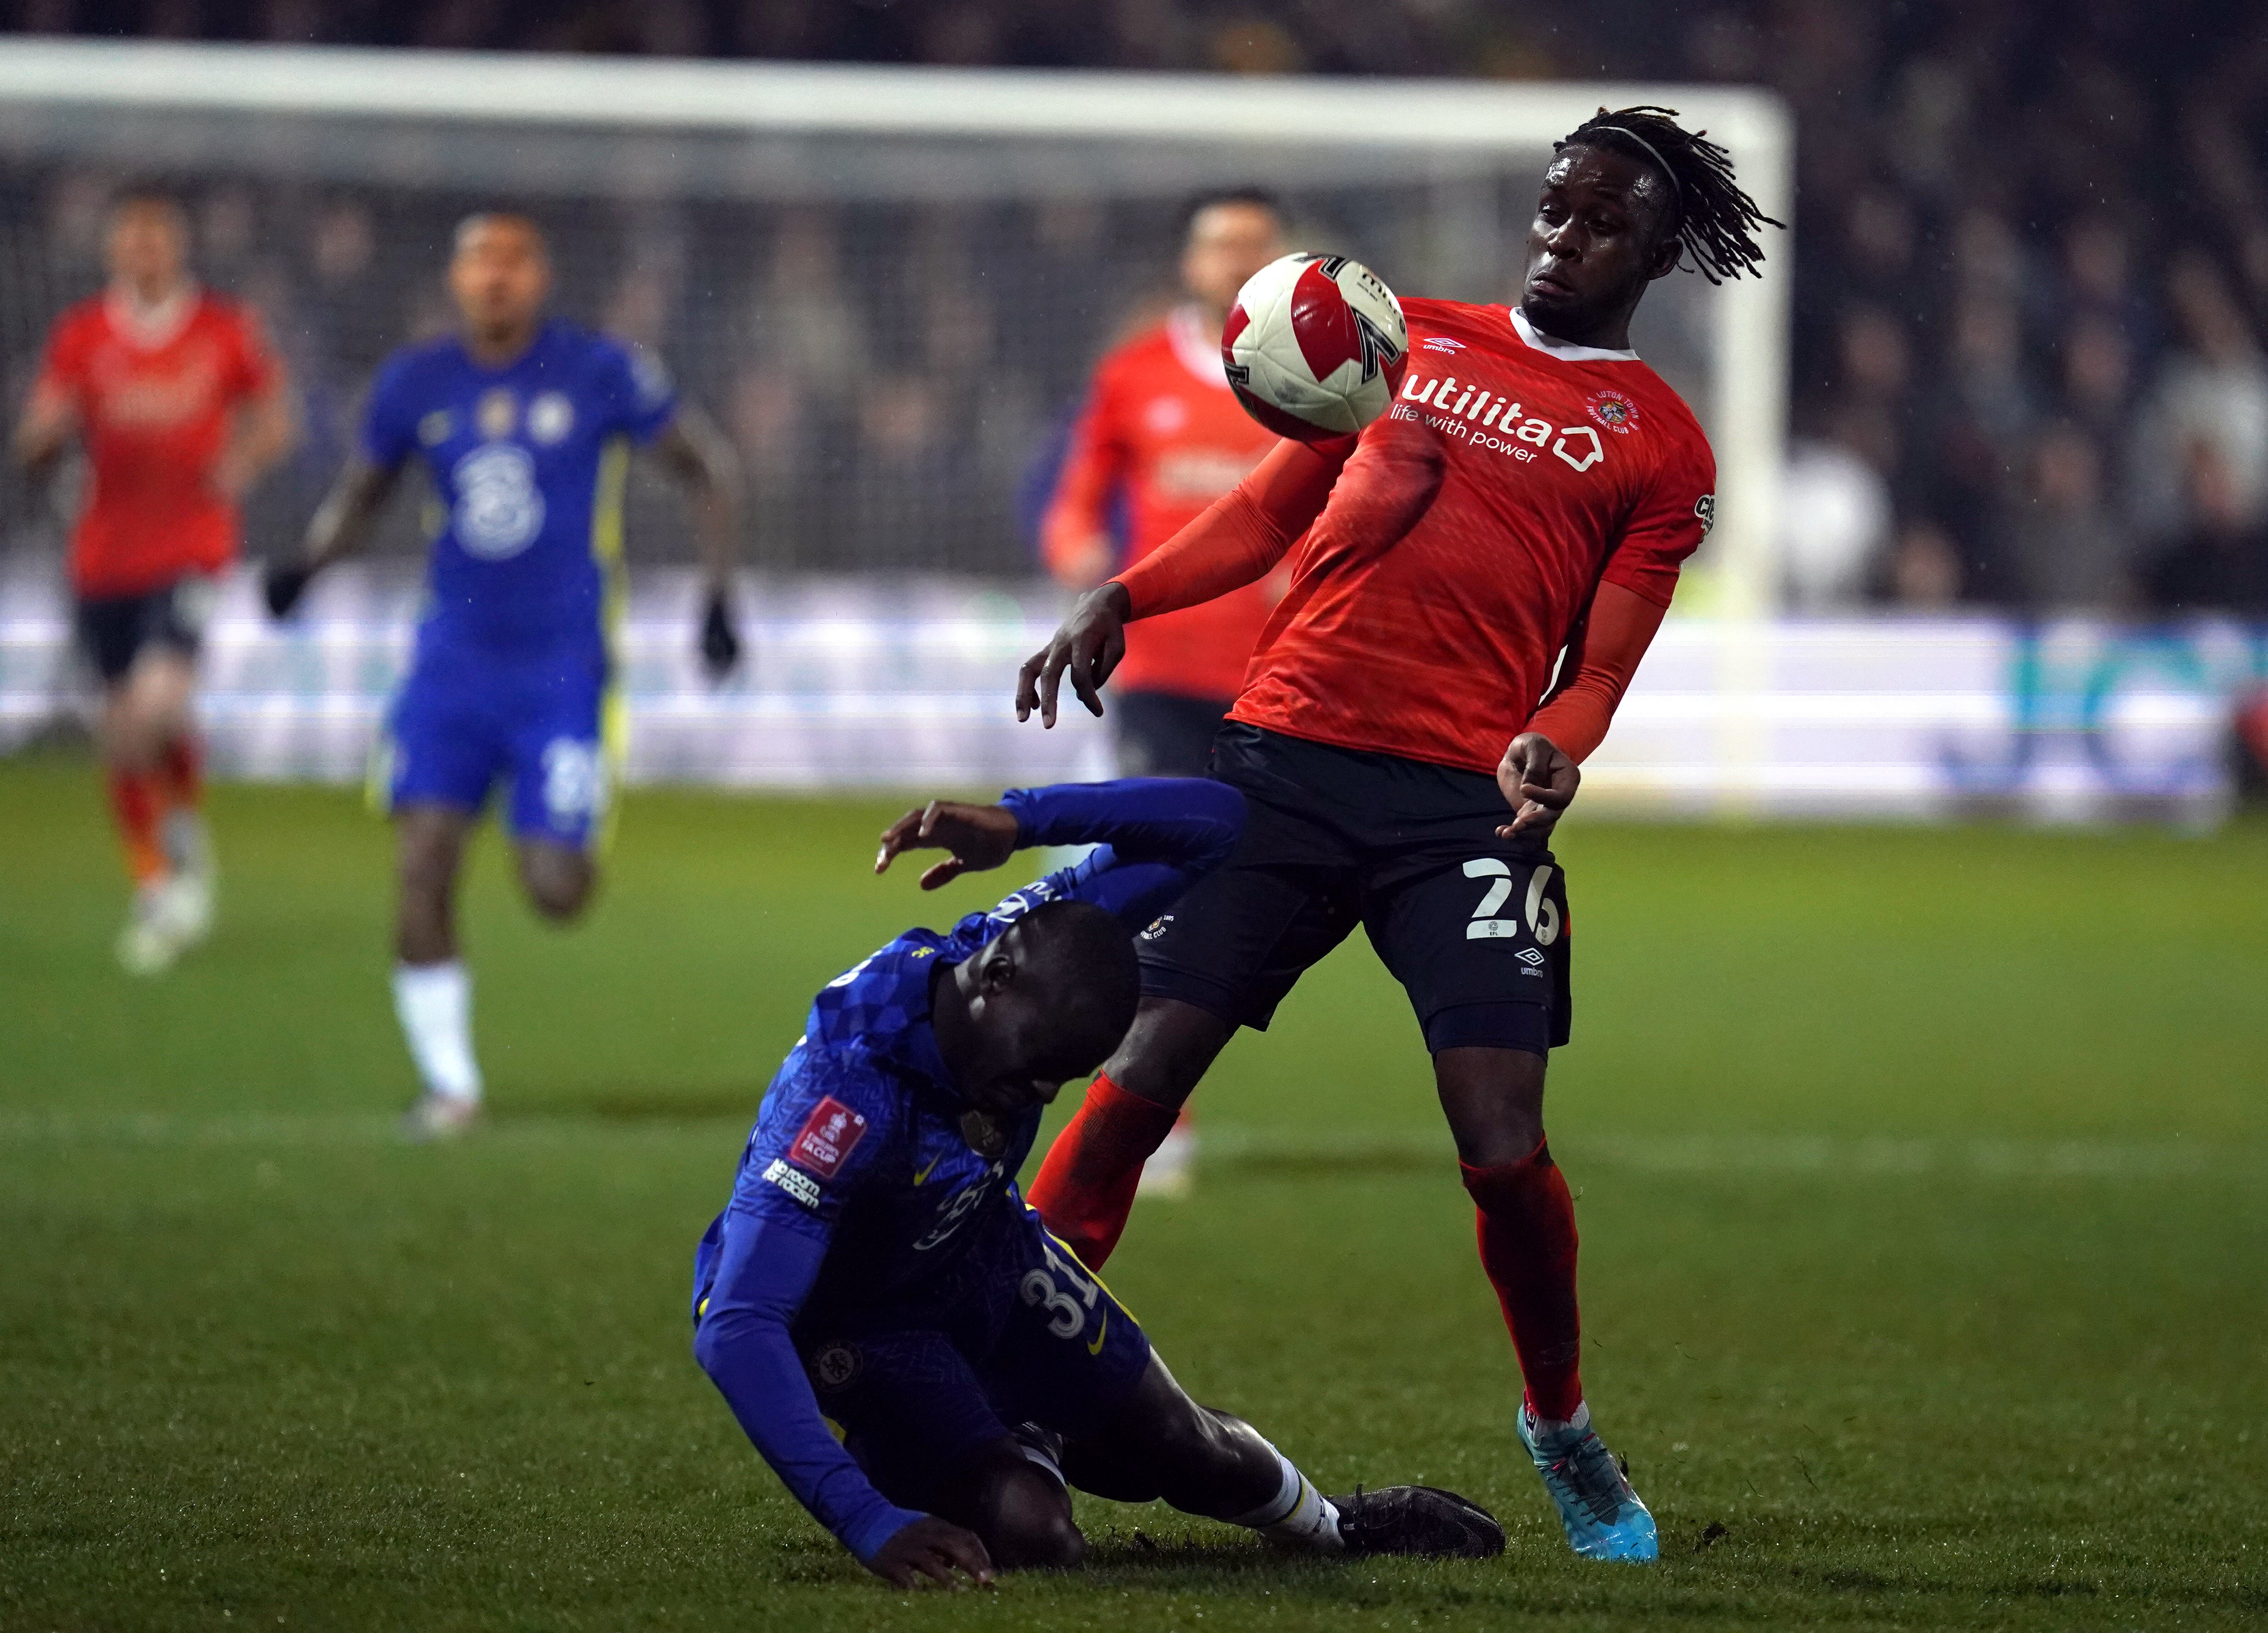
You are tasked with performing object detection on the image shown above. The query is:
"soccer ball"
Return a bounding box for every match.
[1221,253,1409,442]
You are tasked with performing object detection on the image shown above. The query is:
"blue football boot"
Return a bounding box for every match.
[1515,1403,1658,1562]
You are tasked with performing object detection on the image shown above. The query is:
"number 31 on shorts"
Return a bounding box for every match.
[1463,858,1559,945]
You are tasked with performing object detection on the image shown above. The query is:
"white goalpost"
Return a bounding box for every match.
[0,42,1793,608]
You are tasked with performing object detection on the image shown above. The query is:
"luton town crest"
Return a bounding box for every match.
[1586,389,1639,434]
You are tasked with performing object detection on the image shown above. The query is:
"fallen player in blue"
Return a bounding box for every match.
[692,777,1505,1587]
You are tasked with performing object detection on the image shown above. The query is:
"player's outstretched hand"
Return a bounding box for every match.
[1015,582,1130,728]
[867,1516,995,1590]
[262,561,315,620]
[698,587,742,681]
[875,800,1021,890]
[1496,731,1580,840]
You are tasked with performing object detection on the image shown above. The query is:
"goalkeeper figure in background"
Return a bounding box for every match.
[265,212,744,1137]
[692,775,1503,1584]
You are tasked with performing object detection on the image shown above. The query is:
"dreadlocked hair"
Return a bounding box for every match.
[1556,105,1782,284]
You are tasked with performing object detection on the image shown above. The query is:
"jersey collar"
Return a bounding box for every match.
[455,316,558,376]
[1166,304,1231,389]
[1508,305,1639,364]
[103,282,199,350]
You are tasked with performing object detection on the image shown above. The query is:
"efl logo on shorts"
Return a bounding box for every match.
[789,1097,869,1180]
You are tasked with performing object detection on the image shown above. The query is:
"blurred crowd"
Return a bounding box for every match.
[5,0,2267,615]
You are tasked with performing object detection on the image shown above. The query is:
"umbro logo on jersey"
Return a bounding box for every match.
[1395,369,1609,472]
[1516,946,1547,967]
[1422,336,1464,353]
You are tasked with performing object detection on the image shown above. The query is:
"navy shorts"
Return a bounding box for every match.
[76,575,217,683]
[379,637,614,850]
[1138,723,1572,1056]
[793,1204,1152,1511]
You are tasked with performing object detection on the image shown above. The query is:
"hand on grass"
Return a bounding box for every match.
[868,1516,995,1590]
[875,800,1021,890]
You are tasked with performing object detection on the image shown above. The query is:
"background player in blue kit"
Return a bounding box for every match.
[691,775,1504,1587]
[265,213,744,1136]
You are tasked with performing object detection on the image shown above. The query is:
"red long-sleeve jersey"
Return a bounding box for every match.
[1117,300,1715,773]
[1042,307,1282,701]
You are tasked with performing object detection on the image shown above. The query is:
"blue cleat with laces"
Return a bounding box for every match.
[1515,1402,1658,1562]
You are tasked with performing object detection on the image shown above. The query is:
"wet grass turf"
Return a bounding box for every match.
[2,751,2264,1629]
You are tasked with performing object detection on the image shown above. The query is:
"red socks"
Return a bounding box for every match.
[157,735,202,814]
[1026,1072,1180,1270]
[107,767,165,887]
[1461,1138,1584,1422]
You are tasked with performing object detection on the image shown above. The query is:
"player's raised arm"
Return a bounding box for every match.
[876,777,1246,934]
[264,454,400,618]
[1015,436,1346,726]
[646,404,746,680]
[265,339,429,618]
[1037,378,1131,592]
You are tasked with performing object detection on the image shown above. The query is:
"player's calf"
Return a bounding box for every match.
[1067,1353,1501,1559]
[517,839,595,922]
[395,806,470,962]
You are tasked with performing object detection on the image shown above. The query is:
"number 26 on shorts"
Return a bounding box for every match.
[1463,858,1560,945]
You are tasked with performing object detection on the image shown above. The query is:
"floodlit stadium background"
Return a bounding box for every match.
[0,16,2260,824]
[4,13,2266,1628]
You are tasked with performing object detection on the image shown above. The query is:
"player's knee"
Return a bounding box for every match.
[1105,999,1231,1108]
[524,864,593,921]
[102,698,163,771]
[1434,1045,1548,1167]
[983,1468,1086,1571]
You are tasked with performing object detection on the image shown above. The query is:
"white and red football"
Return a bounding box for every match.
[1221,252,1409,442]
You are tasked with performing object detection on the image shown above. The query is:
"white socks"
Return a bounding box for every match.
[1229,1447,1343,1551]
[1526,1399,1592,1441]
[393,961,482,1102]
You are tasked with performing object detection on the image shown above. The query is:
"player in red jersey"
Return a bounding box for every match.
[1040,188,1288,1197]
[1043,189,1288,777]
[14,188,296,973]
[1014,109,1777,1563]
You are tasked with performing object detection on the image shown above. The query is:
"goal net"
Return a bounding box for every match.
[0,42,1807,795]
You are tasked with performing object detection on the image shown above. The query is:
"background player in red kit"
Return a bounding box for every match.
[1042,189,1288,779]
[14,187,296,974]
[1040,187,1288,1196]
[1015,109,1778,1563]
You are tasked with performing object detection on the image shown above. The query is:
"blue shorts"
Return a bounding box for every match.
[380,638,614,850]
[788,1206,1153,1510]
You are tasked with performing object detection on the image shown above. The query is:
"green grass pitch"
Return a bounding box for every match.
[2,750,2263,1630]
